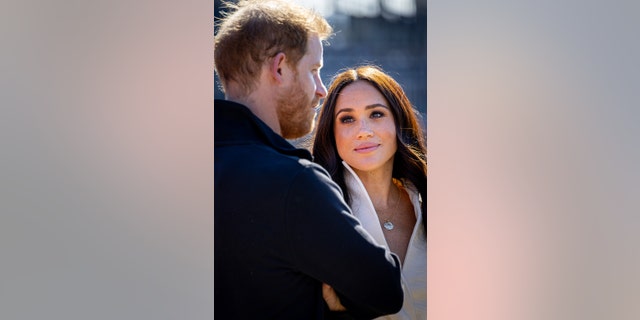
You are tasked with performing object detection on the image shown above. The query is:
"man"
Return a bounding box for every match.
[214,1,404,319]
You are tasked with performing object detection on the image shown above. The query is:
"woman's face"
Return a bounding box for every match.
[333,80,397,174]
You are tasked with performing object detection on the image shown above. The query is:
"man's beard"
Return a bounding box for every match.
[276,77,318,139]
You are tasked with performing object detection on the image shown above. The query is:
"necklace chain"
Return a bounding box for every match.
[376,183,401,231]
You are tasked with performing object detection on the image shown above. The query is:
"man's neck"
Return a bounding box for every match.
[226,92,281,136]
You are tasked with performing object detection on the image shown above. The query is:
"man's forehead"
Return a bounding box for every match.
[303,35,323,62]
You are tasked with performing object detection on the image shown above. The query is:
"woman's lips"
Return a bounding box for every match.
[354,143,380,153]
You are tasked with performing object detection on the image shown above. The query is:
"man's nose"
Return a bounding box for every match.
[316,78,327,99]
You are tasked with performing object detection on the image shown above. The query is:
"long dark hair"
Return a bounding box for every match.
[312,65,427,234]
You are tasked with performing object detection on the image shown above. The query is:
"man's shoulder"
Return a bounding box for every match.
[215,146,340,206]
[251,149,326,178]
[216,144,325,177]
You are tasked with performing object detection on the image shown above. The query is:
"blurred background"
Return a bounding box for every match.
[214,0,427,147]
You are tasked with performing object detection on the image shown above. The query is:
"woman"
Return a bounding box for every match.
[313,66,427,320]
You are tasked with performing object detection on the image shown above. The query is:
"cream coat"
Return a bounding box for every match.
[343,162,426,320]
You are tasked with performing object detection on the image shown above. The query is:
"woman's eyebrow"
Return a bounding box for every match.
[335,104,389,117]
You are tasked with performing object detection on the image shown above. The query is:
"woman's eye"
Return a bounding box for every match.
[339,116,354,124]
[371,111,385,118]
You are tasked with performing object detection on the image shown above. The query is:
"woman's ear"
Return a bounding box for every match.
[270,52,286,84]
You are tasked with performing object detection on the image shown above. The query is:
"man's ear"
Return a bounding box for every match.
[270,52,287,84]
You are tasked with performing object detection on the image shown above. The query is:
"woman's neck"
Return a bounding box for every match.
[353,167,398,210]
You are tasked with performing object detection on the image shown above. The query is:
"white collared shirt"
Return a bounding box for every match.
[343,162,426,320]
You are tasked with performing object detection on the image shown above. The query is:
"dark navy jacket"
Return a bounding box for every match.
[214,100,403,319]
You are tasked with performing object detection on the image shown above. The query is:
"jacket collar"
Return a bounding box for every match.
[342,161,422,216]
[214,99,312,160]
[342,161,424,247]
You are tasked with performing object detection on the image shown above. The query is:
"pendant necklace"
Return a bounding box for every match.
[380,185,401,231]
[383,220,395,231]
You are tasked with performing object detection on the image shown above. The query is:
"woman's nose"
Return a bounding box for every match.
[356,121,374,138]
